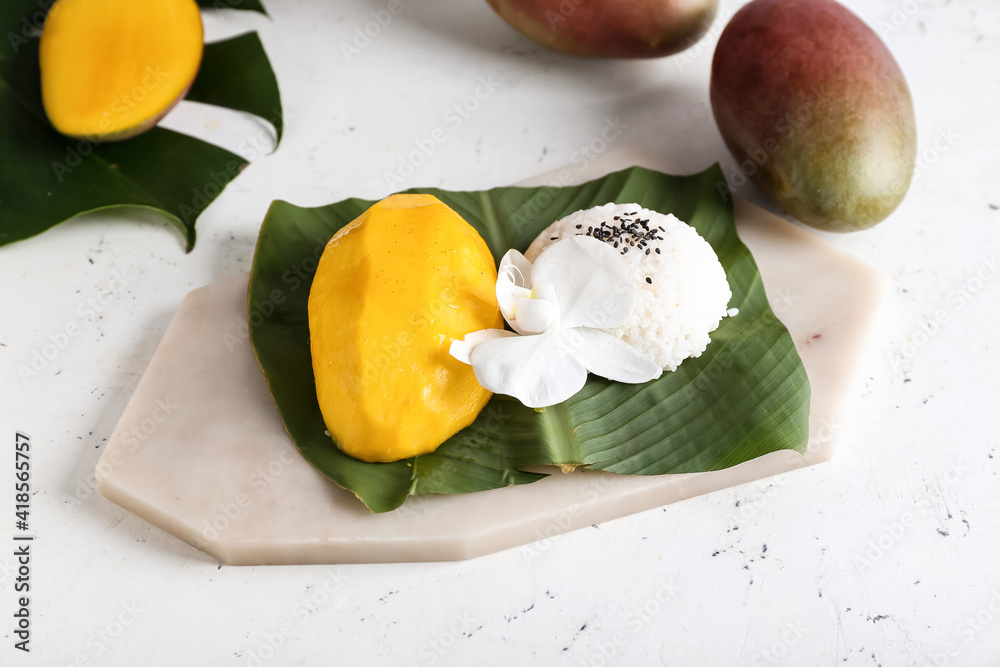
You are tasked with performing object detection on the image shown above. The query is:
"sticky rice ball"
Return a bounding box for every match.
[525,203,734,371]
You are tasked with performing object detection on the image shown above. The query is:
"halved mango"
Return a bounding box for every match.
[308,194,503,463]
[40,0,203,140]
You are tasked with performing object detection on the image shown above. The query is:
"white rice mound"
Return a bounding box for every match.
[525,202,734,371]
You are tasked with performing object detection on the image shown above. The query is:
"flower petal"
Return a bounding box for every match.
[496,249,534,332]
[513,295,558,334]
[530,280,557,304]
[530,236,637,330]
[449,328,517,365]
[469,332,587,408]
[562,327,662,384]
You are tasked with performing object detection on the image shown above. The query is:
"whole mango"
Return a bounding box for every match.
[710,0,916,231]
[485,0,718,59]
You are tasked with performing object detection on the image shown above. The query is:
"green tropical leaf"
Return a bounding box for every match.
[249,166,811,513]
[186,32,282,143]
[195,0,267,14]
[0,2,281,250]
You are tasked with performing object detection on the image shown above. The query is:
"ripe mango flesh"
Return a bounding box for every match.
[710,0,916,231]
[485,0,718,59]
[40,0,203,141]
[308,194,503,463]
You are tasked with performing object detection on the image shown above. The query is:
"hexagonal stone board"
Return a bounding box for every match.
[97,149,888,564]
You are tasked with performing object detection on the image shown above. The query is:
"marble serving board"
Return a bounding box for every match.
[96,148,889,565]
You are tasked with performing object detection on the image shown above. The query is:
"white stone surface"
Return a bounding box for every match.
[0,0,997,665]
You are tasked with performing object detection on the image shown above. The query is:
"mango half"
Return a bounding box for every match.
[308,194,503,463]
[40,0,203,141]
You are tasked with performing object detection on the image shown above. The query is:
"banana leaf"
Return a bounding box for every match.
[249,165,811,513]
[0,1,280,251]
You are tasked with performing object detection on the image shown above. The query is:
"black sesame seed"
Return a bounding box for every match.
[576,224,582,229]
[550,236,558,240]
[645,277,652,284]
[645,249,650,255]
[655,248,661,254]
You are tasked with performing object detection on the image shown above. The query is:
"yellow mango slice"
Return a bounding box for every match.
[40,0,203,140]
[308,194,503,463]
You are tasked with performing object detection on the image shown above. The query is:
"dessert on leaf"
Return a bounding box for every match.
[310,195,737,457]
[249,166,811,513]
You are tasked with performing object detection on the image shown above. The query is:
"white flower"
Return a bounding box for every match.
[449,236,662,408]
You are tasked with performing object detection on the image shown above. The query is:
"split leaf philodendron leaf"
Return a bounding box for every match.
[249,166,812,513]
[0,0,281,251]
[195,0,268,14]
[186,32,283,143]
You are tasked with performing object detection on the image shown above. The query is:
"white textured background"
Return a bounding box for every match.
[1,0,998,665]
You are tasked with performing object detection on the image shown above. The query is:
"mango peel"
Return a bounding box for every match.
[308,194,503,463]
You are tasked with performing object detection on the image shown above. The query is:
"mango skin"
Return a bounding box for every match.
[485,0,718,59]
[710,0,916,232]
[308,194,503,463]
